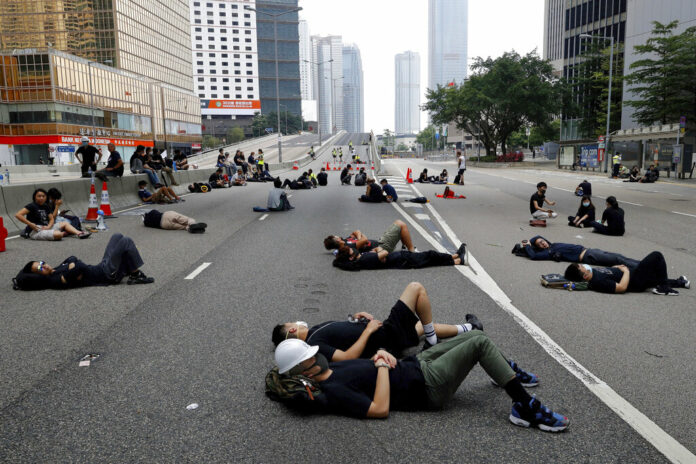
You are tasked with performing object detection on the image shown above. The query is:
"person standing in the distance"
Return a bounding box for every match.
[74,136,102,177]
[456,150,466,185]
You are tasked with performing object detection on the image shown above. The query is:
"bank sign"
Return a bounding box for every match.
[580,144,600,168]
[200,99,261,116]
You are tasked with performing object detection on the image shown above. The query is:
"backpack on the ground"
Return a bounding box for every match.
[265,367,325,413]
[408,197,429,204]
[453,174,461,184]
[540,273,588,291]
[529,219,546,227]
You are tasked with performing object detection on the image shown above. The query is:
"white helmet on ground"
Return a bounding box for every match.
[275,339,318,374]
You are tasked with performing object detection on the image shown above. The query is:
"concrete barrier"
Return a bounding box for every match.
[0,186,22,235]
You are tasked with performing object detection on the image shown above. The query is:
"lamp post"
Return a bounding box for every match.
[279,103,289,134]
[303,58,333,145]
[245,5,302,163]
[580,33,614,174]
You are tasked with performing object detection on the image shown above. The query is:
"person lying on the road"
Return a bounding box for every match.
[15,188,90,241]
[142,209,207,233]
[209,168,227,188]
[317,168,328,186]
[340,164,353,185]
[588,196,624,236]
[272,282,486,360]
[568,195,595,228]
[380,179,398,202]
[266,177,294,211]
[530,182,557,219]
[138,180,181,203]
[359,178,384,203]
[324,220,416,253]
[512,235,639,269]
[271,333,568,431]
[281,172,313,190]
[333,244,467,271]
[12,233,155,290]
[564,251,689,296]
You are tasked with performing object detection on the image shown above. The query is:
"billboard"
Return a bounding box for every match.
[580,144,599,168]
[200,99,261,116]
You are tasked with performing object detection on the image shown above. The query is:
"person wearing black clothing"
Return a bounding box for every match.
[333,244,466,271]
[74,136,102,177]
[129,145,161,186]
[15,189,89,240]
[12,233,154,290]
[317,168,328,186]
[359,178,383,203]
[281,172,312,190]
[639,165,659,183]
[234,150,248,174]
[149,148,178,185]
[514,235,639,269]
[575,180,592,197]
[173,149,189,170]
[95,143,124,180]
[626,166,640,182]
[564,252,689,296]
[529,182,557,219]
[589,196,625,236]
[568,195,595,228]
[324,220,416,253]
[209,168,227,188]
[340,164,353,185]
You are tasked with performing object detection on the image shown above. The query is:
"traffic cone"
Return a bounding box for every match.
[0,217,8,253]
[371,161,375,171]
[406,168,413,184]
[326,161,330,171]
[85,180,99,221]
[98,181,113,217]
[293,161,299,170]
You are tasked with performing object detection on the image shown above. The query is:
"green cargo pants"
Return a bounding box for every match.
[416,330,516,409]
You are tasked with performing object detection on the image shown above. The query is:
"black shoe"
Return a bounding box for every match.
[465,313,483,331]
[188,223,207,234]
[652,285,678,296]
[678,275,690,289]
[77,231,91,239]
[456,243,468,265]
[127,270,155,285]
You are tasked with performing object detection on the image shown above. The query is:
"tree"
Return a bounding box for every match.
[202,135,221,149]
[424,50,563,155]
[396,142,409,151]
[625,21,696,126]
[226,127,245,143]
[508,121,560,149]
[416,125,437,150]
[251,111,305,136]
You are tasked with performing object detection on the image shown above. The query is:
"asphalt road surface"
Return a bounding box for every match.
[1,139,693,463]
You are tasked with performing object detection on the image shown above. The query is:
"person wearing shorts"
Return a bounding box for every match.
[323,220,416,253]
[272,282,481,361]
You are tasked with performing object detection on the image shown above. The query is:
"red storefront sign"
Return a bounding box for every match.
[0,135,155,147]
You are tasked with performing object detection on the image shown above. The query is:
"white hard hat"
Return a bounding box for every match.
[81,136,89,143]
[275,339,318,374]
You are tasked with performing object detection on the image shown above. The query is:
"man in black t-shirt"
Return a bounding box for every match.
[317,167,328,186]
[340,164,352,185]
[272,282,481,361]
[323,220,416,253]
[564,252,689,296]
[95,143,124,180]
[529,182,557,219]
[359,178,384,202]
[332,246,464,271]
[74,136,102,177]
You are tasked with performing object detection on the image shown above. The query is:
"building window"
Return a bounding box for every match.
[223,86,230,90]
[235,79,241,82]
[207,20,213,24]
[194,10,201,15]
[234,46,240,50]
[208,28,214,32]
[236,86,242,90]
[199,93,205,98]
[210,69,217,74]
[211,94,218,98]
[195,36,202,40]
[197,69,204,73]
[246,79,253,83]
[247,86,253,91]
[235,70,241,75]
[246,63,252,67]
[197,77,204,81]
[196,53,203,57]
[222,70,229,74]
[245,30,251,34]
[234,62,240,67]
[246,71,252,75]
[221,37,227,41]
[209,53,215,57]
[206,2,212,6]
[197,61,203,65]
[208,36,214,41]
[223,78,229,82]
[220,21,226,25]
[195,19,201,24]
[224,94,230,98]
[236,95,242,99]
[220,12,226,16]
[221,45,228,50]
[222,62,229,66]
[244,22,251,27]
[193,1,200,5]
[209,61,216,65]
[222,54,228,58]
[245,39,251,43]
[244,13,250,18]
[211,78,217,82]
[247,95,254,99]
[195,28,201,32]
[211,86,217,90]
[207,11,214,16]
[245,47,251,51]
[246,55,252,59]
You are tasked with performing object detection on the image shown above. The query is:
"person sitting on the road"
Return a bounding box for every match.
[324,220,416,254]
[129,145,161,186]
[267,177,294,211]
[568,195,595,228]
[639,165,659,183]
[333,243,467,271]
[359,178,384,203]
[575,179,592,197]
[272,282,485,360]
[209,167,227,188]
[308,169,318,188]
[513,235,639,269]
[173,149,189,170]
[317,168,328,186]
[95,143,124,180]
[231,168,247,186]
[12,233,155,290]
[340,164,353,185]
[138,180,181,203]
[15,189,90,240]
[618,165,630,178]
[529,182,557,219]
[625,166,640,182]
[439,169,449,183]
[417,169,431,183]
[589,196,624,236]
[142,209,206,233]
[354,167,367,186]
[271,330,568,431]
[380,179,398,202]
[564,251,689,296]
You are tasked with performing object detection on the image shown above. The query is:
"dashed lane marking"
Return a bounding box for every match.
[400,203,422,208]
[414,213,430,220]
[259,214,269,221]
[672,211,696,218]
[184,262,211,280]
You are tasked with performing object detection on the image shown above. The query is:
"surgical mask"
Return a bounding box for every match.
[295,321,308,328]
[581,264,593,273]
[288,352,329,376]
[582,202,590,207]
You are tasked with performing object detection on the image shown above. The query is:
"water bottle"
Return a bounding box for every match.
[88,166,93,181]
[4,169,9,185]
[96,210,108,230]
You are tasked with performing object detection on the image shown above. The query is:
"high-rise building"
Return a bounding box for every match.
[428,0,468,90]
[189,0,260,137]
[395,51,420,135]
[342,44,364,133]
[0,0,201,164]
[543,0,565,73]
[298,20,312,101]
[256,0,301,117]
[311,35,343,135]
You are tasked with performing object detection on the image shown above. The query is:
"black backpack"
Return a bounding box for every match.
[265,367,325,413]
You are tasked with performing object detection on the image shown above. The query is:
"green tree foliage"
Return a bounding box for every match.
[508,120,561,149]
[423,51,563,155]
[625,21,696,126]
[202,135,221,149]
[416,125,437,150]
[226,127,245,143]
[251,111,305,135]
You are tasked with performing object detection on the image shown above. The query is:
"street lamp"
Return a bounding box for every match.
[303,58,333,145]
[279,103,289,134]
[245,5,302,163]
[580,33,614,174]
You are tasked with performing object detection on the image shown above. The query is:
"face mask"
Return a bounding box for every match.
[295,321,308,328]
[582,202,590,207]
[288,352,329,377]
[581,264,593,273]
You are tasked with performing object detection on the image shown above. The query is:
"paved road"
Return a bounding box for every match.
[0,141,692,463]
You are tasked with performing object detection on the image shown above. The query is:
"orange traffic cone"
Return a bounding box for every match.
[293,161,299,170]
[99,181,113,216]
[371,162,375,170]
[406,168,413,184]
[326,162,330,171]
[85,180,99,221]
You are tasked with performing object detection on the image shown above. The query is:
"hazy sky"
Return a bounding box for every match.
[299,0,545,133]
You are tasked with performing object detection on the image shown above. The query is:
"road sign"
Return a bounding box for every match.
[435,132,440,140]
[525,127,531,136]
[679,116,686,128]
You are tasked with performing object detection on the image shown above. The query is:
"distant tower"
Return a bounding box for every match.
[395,51,421,135]
[343,44,364,133]
[428,0,468,89]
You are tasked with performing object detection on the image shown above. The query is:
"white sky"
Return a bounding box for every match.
[299,0,545,133]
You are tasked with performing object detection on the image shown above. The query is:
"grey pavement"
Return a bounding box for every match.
[0,137,690,463]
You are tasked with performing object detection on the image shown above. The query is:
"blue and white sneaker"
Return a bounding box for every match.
[510,397,569,433]
[491,360,539,388]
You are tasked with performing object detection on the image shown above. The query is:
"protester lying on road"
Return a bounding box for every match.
[568,195,595,228]
[281,172,313,190]
[564,251,689,296]
[15,188,90,240]
[530,182,557,219]
[359,178,384,203]
[270,332,568,431]
[272,282,485,359]
[324,220,416,253]
[12,233,154,290]
[512,235,639,269]
[142,209,207,233]
[333,244,467,271]
[138,180,181,203]
[588,196,625,236]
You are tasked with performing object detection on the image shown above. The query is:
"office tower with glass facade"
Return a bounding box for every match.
[311,35,343,135]
[543,0,566,73]
[342,44,363,134]
[428,0,468,90]
[255,0,301,117]
[0,0,201,164]
[395,51,420,135]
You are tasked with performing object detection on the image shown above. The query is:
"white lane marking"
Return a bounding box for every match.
[672,211,696,218]
[392,164,694,463]
[6,235,20,241]
[401,203,422,208]
[621,200,643,207]
[185,262,211,280]
[259,214,269,221]
[414,213,430,220]
[554,187,574,193]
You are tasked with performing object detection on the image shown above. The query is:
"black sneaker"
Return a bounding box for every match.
[77,231,91,239]
[127,270,155,285]
[465,314,483,331]
[456,243,468,265]
[491,360,539,387]
[510,397,569,432]
[188,223,207,234]
[652,285,678,296]
[678,276,690,289]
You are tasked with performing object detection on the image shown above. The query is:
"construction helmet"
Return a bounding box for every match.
[81,136,90,143]
[275,339,318,374]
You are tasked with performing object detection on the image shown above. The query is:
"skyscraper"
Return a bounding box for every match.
[543,0,565,73]
[428,0,468,90]
[298,20,313,101]
[395,51,420,135]
[311,35,343,134]
[342,44,364,133]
